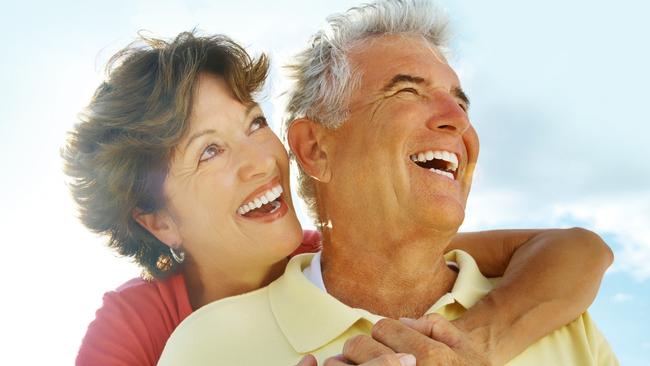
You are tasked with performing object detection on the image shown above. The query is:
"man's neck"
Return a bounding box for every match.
[320,227,458,319]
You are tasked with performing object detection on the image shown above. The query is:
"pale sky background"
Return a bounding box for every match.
[1,0,648,364]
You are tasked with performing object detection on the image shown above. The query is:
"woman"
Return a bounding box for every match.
[64,32,612,366]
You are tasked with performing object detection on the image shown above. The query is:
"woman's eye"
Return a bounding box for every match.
[250,116,268,133]
[199,144,223,163]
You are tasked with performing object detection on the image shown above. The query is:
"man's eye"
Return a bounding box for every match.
[398,87,419,95]
[250,116,268,133]
[199,144,223,163]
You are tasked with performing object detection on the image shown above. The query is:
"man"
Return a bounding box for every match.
[159,1,617,365]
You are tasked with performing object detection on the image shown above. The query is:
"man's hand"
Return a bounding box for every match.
[326,314,491,365]
[296,355,318,366]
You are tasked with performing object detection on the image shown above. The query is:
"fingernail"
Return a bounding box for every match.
[398,353,416,366]
[399,317,417,326]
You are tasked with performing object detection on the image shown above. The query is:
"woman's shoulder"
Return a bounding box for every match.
[76,273,192,366]
[290,229,322,256]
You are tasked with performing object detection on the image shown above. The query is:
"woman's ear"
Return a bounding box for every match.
[132,208,182,249]
[287,118,331,182]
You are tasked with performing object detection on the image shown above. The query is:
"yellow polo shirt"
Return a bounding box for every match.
[158,250,618,365]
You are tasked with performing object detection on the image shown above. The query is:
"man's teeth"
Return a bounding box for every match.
[409,150,459,172]
[430,168,454,180]
[237,185,283,215]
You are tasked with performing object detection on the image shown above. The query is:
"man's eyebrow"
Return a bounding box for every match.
[183,103,260,151]
[382,75,470,108]
[382,74,427,91]
[452,86,470,109]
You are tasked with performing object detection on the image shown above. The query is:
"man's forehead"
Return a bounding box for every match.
[349,35,459,91]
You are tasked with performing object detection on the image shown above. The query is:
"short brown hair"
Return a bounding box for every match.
[63,31,269,279]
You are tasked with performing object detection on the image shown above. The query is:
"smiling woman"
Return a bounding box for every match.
[63,32,310,365]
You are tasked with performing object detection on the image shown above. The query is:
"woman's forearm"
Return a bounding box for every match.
[449,228,613,365]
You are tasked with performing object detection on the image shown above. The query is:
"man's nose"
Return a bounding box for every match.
[237,140,275,182]
[426,93,470,136]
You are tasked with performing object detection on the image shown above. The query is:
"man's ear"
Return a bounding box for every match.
[132,208,182,249]
[287,118,332,183]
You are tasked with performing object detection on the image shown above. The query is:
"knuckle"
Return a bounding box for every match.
[372,318,393,337]
[414,342,435,357]
[343,334,371,355]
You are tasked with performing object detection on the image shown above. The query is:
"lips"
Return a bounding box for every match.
[237,185,283,215]
[236,178,288,221]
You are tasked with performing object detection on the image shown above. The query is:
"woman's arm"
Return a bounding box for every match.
[447,227,613,365]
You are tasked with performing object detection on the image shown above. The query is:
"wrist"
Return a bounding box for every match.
[452,293,510,366]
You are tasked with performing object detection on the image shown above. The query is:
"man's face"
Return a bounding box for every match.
[322,35,479,236]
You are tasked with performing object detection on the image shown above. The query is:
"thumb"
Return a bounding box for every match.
[295,354,318,366]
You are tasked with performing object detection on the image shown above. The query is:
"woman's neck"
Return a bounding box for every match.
[183,257,289,310]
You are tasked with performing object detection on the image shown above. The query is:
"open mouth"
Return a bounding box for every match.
[409,150,459,180]
[237,185,284,218]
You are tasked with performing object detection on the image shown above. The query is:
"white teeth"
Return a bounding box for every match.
[408,149,459,172]
[430,168,455,180]
[237,184,283,215]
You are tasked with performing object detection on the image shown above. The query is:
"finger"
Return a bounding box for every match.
[371,318,449,358]
[323,354,353,366]
[324,353,417,366]
[296,354,318,366]
[342,334,394,364]
[399,314,462,348]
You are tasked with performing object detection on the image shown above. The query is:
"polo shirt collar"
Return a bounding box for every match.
[430,250,495,310]
[268,250,495,353]
[269,254,377,353]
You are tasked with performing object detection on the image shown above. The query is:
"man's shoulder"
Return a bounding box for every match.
[175,285,272,334]
[159,285,301,365]
[507,312,618,365]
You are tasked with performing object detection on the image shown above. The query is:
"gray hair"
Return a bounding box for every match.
[283,0,452,224]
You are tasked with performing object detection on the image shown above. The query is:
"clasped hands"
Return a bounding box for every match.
[297,314,491,366]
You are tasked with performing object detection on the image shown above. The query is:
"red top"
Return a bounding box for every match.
[76,230,322,366]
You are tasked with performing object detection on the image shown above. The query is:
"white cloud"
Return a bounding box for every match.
[553,193,650,282]
[461,189,650,282]
[611,293,634,303]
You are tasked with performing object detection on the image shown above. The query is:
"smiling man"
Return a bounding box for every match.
[158,1,617,365]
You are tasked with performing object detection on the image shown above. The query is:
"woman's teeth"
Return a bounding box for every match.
[237,185,283,215]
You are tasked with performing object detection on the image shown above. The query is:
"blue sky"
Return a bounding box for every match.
[1,1,648,364]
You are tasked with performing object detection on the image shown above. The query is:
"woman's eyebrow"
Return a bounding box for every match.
[184,129,217,151]
[183,103,260,151]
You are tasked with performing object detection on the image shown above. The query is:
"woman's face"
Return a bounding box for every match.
[162,73,302,275]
